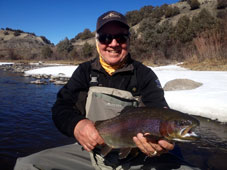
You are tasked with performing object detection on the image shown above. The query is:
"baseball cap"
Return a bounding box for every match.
[96,11,129,32]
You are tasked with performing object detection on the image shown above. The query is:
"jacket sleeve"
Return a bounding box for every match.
[52,63,90,137]
[137,64,169,108]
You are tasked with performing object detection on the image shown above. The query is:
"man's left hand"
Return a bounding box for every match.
[133,133,174,157]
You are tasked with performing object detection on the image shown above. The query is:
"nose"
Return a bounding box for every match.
[109,38,119,46]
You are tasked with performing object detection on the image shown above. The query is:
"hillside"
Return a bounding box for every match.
[168,0,218,25]
[0,0,226,70]
[0,28,53,60]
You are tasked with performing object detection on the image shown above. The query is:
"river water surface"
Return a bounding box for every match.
[0,70,74,170]
[0,70,227,170]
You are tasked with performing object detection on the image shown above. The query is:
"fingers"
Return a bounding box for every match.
[133,133,175,157]
[90,131,104,145]
[158,140,175,151]
[74,119,104,152]
[133,133,157,156]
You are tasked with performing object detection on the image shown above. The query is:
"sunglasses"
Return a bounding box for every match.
[97,33,129,44]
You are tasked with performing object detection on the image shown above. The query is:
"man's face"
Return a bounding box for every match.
[97,22,129,66]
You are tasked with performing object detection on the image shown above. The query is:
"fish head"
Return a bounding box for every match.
[164,114,200,142]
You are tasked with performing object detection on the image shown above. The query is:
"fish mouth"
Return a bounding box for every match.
[179,125,200,140]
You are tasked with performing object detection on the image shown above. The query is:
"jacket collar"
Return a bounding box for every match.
[91,54,134,75]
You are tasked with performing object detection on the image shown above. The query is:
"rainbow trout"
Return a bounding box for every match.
[95,107,200,158]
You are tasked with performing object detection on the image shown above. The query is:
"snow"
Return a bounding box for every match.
[1,62,227,122]
[25,65,78,77]
[152,65,227,122]
[0,62,14,65]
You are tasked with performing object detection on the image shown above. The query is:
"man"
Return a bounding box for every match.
[14,11,198,170]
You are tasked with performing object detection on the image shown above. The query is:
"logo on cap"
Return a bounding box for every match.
[102,12,121,20]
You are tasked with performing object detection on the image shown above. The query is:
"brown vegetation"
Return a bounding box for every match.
[0,0,227,70]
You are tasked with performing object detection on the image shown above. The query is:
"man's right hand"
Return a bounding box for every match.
[74,119,104,152]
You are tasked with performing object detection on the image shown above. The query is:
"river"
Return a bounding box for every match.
[0,70,74,170]
[0,70,227,170]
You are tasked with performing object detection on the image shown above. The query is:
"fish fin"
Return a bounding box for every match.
[100,144,112,157]
[144,133,161,142]
[119,148,131,159]
[121,106,136,114]
[130,148,140,158]
[94,120,105,127]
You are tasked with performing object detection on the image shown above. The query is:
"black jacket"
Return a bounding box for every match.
[52,55,168,137]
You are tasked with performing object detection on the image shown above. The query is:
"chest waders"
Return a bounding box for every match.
[85,86,141,169]
[85,86,140,122]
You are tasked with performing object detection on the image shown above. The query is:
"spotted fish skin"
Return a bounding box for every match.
[95,107,200,149]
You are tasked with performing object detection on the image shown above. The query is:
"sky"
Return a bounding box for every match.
[0,62,225,123]
[0,0,179,45]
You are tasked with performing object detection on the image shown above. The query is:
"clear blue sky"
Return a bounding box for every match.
[0,0,179,45]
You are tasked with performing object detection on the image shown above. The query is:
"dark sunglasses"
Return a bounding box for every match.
[97,33,129,44]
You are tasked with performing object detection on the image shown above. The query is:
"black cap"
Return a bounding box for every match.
[96,11,129,32]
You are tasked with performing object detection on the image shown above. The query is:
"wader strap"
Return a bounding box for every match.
[89,69,138,95]
[85,86,140,122]
[90,71,99,86]
[128,69,138,96]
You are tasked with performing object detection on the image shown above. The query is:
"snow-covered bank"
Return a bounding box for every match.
[152,65,227,122]
[0,62,14,65]
[1,62,227,122]
[25,65,78,77]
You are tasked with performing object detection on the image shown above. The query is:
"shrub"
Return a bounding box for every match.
[8,49,21,60]
[3,31,9,35]
[14,31,21,36]
[190,9,217,34]
[30,33,36,36]
[40,36,51,44]
[6,27,13,31]
[139,17,158,43]
[80,42,96,59]
[187,0,200,10]
[139,5,154,18]
[165,6,180,18]
[193,29,227,61]
[217,9,227,18]
[125,10,142,27]
[41,45,53,59]
[217,0,227,9]
[56,37,73,53]
[74,29,94,40]
[151,6,165,20]
[175,15,194,42]
[68,48,80,61]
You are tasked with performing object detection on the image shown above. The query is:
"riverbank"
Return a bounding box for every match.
[1,61,227,123]
[0,61,71,85]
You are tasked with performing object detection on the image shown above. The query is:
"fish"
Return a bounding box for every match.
[95,106,200,159]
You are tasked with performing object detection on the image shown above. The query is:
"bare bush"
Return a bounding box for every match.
[187,0,200,10]
[7,49,21,60]
[217,0,227,9]
[193,29,227,61]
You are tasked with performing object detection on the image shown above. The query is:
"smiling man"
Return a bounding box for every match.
[14,11,199,170]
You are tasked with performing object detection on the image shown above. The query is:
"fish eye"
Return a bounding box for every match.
[174,120,191,126]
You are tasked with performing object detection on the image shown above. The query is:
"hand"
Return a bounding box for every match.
[74,119,104,152]
[133,133,174,157]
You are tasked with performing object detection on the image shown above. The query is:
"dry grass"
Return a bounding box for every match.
[0,58,92,66]
[181,25,227,71]
[181,58,227,71]
[2,58,226,71]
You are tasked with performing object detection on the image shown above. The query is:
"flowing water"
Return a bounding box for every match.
[0,70,74,170]
[0,70,227,170]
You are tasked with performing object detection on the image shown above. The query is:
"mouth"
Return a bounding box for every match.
[107,49,121,54]
[180,125,200,140]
